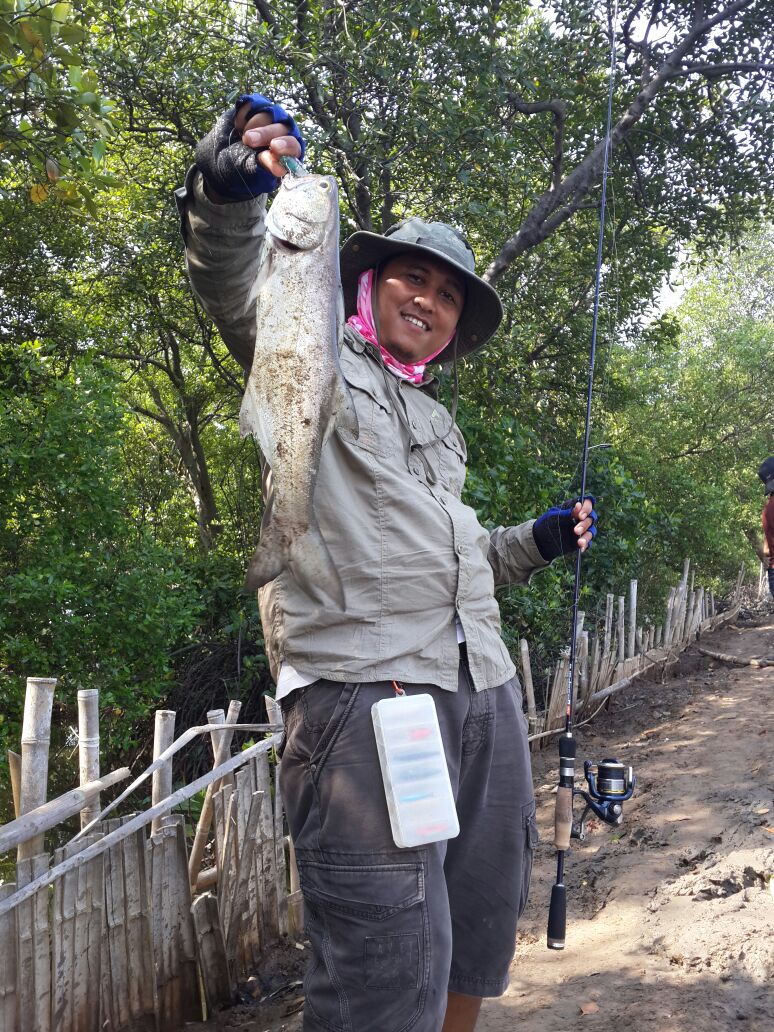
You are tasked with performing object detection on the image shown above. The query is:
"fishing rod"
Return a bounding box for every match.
[546,3,635,951]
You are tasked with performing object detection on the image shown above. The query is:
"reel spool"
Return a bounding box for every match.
[571,758,635,840]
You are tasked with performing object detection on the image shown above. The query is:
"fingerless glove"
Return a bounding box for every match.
[195,93,306,200]
[533,497,597,561]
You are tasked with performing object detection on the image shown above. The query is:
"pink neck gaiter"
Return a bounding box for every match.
[346,269,452,384]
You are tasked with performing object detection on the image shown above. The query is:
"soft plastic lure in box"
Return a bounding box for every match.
[372,692,459,848]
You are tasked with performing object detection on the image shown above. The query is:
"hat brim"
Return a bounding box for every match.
[339,231,503,362]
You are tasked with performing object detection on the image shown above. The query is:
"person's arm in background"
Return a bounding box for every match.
[175,94,304,372]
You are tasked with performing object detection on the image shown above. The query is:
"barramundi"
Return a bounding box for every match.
[239,172,357,606]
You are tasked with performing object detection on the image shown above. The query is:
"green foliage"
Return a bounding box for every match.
[0,0,115,208]
[0,345,202,776]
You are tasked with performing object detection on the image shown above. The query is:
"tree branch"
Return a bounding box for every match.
[507,95,567,191]
[667,61,774,78]
[485,0,757,284]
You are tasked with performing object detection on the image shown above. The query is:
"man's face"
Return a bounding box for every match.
[375,254,465,364]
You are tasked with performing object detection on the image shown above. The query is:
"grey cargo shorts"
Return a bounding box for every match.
[279,655,537,1032]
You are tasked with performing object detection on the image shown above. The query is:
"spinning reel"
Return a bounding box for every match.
[571,758,635,841]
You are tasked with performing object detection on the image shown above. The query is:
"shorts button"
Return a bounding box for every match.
[310,763,317,773]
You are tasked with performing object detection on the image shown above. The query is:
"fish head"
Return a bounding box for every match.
[267,174,339,251]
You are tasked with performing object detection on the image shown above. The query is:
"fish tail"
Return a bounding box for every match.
[243,538,285,593]
[290,525,346,608]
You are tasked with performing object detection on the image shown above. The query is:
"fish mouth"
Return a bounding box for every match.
[274,236,307,253]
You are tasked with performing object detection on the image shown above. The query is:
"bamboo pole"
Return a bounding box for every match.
[287,838,303,935]
[0,733,283,919]
[663,587,675,645]
[603,593,614,657]
[579,630,589,702]
[617,596,625,665]
[519,640,537,736]
[588,633,600,695]
[627,580,638,658]
[0,769,130,854]
[77,689,100,830]
[8,751,21,818]
[188,701,242,892]
[151,710,177,834]
[18,677,57,860]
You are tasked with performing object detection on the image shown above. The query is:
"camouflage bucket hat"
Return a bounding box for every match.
[339,217,503,362]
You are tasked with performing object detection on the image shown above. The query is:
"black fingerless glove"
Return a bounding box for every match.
[195,93,305,200]
[532,497,597,561]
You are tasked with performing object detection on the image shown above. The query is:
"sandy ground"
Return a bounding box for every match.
[193,613,774,1031]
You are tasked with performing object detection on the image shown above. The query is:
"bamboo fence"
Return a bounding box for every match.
[0,691,297,1032]
[0,560,746,1031]
[522,560,744,747]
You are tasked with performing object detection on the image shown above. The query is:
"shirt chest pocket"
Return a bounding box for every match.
[437,429,467,497]
[336,362,395,457]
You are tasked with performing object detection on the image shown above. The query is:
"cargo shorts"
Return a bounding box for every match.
[278,655,537,1032]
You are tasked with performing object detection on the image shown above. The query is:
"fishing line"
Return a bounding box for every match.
[546,1,633,952]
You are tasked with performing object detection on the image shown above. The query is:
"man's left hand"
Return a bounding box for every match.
[532,496,598,561]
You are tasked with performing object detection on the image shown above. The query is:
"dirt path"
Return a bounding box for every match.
[482,615,774,1032]
[200,615,774,1031]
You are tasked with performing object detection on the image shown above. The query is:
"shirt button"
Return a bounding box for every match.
[439,497,447,506]
[456,544,465,555]
[411,418,418,429]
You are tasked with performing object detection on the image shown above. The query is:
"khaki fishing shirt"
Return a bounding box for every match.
[177,168,550,693]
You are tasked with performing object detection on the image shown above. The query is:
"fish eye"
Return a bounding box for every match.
[318,181,330,191]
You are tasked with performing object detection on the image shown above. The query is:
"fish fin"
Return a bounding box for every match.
[334,379,359,438]
[243,520,345,609]
[336,287,345,352]
[243,536,285,593]
[289,525,346,609]
[244,243,274,313]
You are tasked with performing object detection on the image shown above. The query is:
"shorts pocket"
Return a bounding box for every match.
[283,681,359,780]
[518,800,538,919]
[299,859,429,1031]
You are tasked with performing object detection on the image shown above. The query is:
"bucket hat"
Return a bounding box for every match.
[340,217,503,362]
[758,457,774,493]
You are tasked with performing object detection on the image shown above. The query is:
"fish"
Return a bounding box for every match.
[239,171,358,606]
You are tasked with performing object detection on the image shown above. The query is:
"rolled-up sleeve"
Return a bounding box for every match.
[175,166,267,373]
[487,519,551,588]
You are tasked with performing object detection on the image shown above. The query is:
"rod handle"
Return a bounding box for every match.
[547,882,567,949]
[554,785,573,850]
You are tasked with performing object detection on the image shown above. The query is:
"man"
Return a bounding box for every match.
[177,95,597,1032]
[758,458,774,600]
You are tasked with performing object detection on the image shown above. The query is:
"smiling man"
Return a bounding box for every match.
[374,256,465,363]
[178,93,597,1032]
